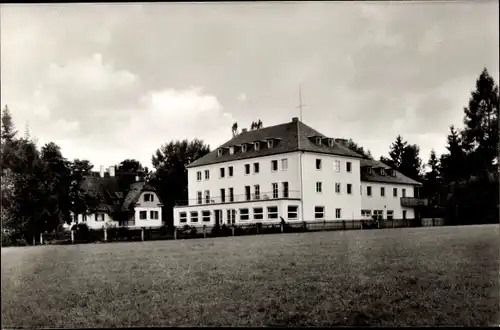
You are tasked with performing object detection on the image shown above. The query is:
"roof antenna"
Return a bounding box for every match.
[296,84,306,122]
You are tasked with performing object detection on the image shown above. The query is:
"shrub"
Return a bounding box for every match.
[74,223,90,242]
[117,227,130,240]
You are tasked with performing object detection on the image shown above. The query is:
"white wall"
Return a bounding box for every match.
[187,152,301,205]
[360,182,415,219]
[71,212,119,230]
[174,199,302,227]
[134,206,162,228]
[301,153,362,221]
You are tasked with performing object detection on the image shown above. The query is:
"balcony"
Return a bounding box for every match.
[400,197,428,207]
[175,190,300,207]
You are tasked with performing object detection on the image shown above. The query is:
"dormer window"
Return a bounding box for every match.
[229,146,234,155]
[241,144,247,153]
[328,138,334,147]
[316,137,322,146]
[217,149,222,157]
[391,170,396,177]
[380,168,385,176]
[267,140,274,148]
[254,142,260,151]
[367,167,373,175]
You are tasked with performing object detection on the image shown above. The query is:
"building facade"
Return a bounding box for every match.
[173,117,426,227]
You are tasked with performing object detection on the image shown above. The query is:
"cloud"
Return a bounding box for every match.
[237,93,248,102]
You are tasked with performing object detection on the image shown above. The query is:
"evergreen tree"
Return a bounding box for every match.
[346,139,373,159]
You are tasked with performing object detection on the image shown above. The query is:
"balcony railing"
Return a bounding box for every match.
[175,190,300,207]
[400,197,428,207]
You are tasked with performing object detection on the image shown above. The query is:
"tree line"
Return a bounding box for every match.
[1,68,498,243]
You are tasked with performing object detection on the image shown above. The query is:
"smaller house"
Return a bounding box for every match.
[68,166,163,230]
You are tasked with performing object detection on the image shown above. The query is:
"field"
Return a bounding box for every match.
[1,225,499,327]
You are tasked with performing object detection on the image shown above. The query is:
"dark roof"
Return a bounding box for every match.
[80,174,161,213]
[360,159,422,186]
[187,119,364,168]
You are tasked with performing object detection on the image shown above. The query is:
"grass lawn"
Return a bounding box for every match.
[2,224,499,327]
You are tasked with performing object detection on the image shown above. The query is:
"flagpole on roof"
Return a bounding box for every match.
[297,84,305,223]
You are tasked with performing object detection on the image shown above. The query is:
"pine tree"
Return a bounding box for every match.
[1,105,17,142]
[388,135,407,169]
[440,125,467,184]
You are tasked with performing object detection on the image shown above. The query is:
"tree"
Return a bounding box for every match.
[1,105,17,142]
[151,139,210,227]
[440,125,467,184]
[117,159,143,173]
[68,159,96,221]
[398,144,423,182]
[461,68,499,173]
[231,122,239,137]
[386,135,407,169]
[250,119,263,130]
[421,150,442,205]
[346,139,373,159]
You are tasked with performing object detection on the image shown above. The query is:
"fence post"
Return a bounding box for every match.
[174,226,177,240]
[232,225,235,236]
[141,228,144,241]
[40,232,43,245]
[203,225,206,238]
[104,226,107,242]
[33,236,36,246]
[392,219,394,228]
[256,224,259,235]
[342,220,346,230]
[280,222,284,233]
[71,230,75,244]
[360,221,363,230]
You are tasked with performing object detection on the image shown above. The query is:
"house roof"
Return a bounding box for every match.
[80,174,161,213]
[187,118,364,168]
[360,159,422,186]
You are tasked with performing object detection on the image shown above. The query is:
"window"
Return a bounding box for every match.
[95,213,105,222]
[367,186,372,197]
[227,209,236,224]
[282,182,289,198]
[240,208,249,221]
[316,137,322,146]
[217,149,222,157]
[197,191,202,205]
[346,162,352,172]
[254,142,260,151]
[361,210,371,217]
[254,185,260,199]
[220,189,226,203]
[220,168,225,178]
[253,163,260,173]
[316,159,322,170]
[393,188,398,197]
[267,140,274,148]
[402,210,407,219]
[367,167,373,175]
[150,210,159,220]
[328,138,334,147]
[288,206,298,219]
[314,206,325,219]
[281,158,288,171]
[267,206,278,219]
[245,164,250,175]
[272,183,279,198]
[229,188,234,202]
[335,183,341,194]
[204,190,210,204]
[380,187,385,197]
[316,182,323,193]
[202,211,211,222]
[335,208,341,219]
[228,166,234,177]
[144,193,154,202]
[387,210,394,220]
[241,144,247,153]
[380,168,385,176]
[253,207,263,220]
[373,210,383,220]
[245,186,251,201]
[180,212,187,223]
[197,171,202,181]
[140,211,147,219]
[190,211,199,223]
[229,146,235,155]
[347,184,352,195]
[271,160,278,171]
[334,160,341,173]
[204,170,210,180]
[402,188,406,197]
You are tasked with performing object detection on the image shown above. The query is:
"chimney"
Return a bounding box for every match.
[292,117,298,123]
[100,165,105,178]
[109,166,115,177]
[241,128,248,133]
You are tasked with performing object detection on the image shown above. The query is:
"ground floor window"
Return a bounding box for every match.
[267,206,278,219]
[180,212,187,223]
[386,210,394,220]
[314,206,325,219]
[95,213,105,222]
[287,206,298,220]
[373,210,383,220]
[190,211,199,223]
[335,208,341,219]
[202,211,211,222]
[227,209,236,224]
[240,208,249,221]
[402,210,407,219]
[361,209,371,217]
[253,207,263,220]
[140,211,147,219]
[82,214,87,222]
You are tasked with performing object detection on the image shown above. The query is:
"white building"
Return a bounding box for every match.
[173,117,426,227]
[67,166,163,230]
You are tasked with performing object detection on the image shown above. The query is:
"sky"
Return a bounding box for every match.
[1,2,499,171]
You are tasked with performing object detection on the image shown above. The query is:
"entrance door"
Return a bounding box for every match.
[215,209,222,226]
[226,209,236,225]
